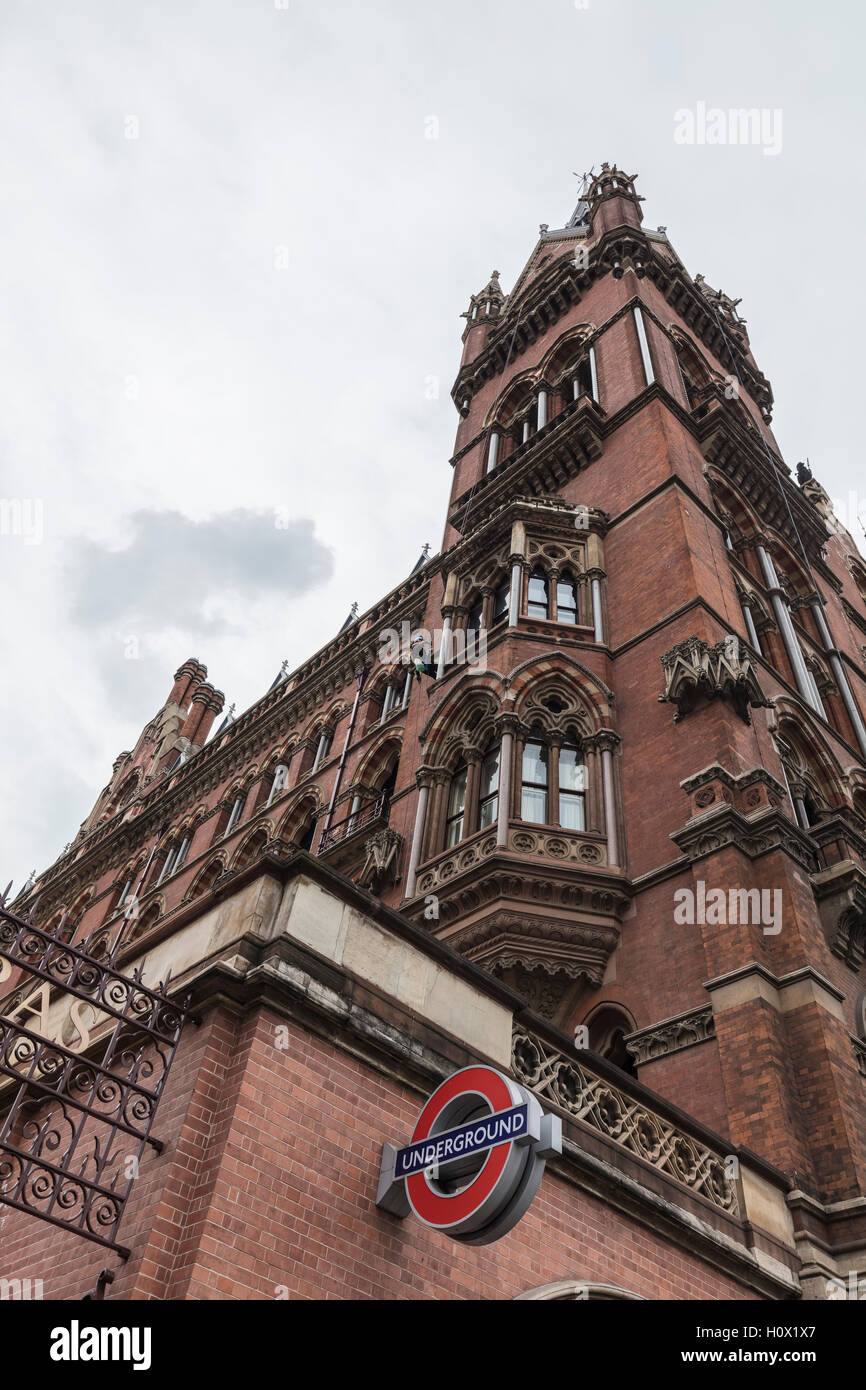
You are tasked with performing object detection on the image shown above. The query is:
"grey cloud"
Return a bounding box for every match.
[65,509,334,634]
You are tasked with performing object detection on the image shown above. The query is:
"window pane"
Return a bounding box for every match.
[559,792,585,831]
[528,602,548,620]
[492,583,510,622]
[480,747,499,799]
[446,813,464,847]
[521,787,547,823]
[557,582,577,622]
[522,741,547,785]
[559,748,586,793]
[479,794,498,829]
[528,575,547,607]
[447,768,467,818]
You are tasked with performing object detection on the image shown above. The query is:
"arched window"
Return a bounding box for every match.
[312,729,333,772]
[478,742,500,830]
[491,578,510,626]
[521,729,587,830]
[556,574,578,625]
[467,596,483,639]
[521,735,548,823]
[224,792,246,836]
[558,742,586,830]
[446,762,468,847]
[267,763,289,806]
[233,826,271,871]
[527,569,549,620]
[296,815,316,852]
[186,857,225,902]
[585,1005,639,1079]
[129,901,161,943]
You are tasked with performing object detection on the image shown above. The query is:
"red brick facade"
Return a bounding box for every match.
[5,165,866,1299]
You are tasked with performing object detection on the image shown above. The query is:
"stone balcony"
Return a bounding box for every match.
[407,822,629,1022]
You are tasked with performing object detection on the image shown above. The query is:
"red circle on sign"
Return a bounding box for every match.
[405,1066,516,1229]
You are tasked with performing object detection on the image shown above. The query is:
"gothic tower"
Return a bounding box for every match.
[12,165,866,1298]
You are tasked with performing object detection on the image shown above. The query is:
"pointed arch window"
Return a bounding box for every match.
[492,579,510,626]
[556,575,578,625]
[521,737,548,824]
[478,742,500,829]
[225,792,246,836]
[446,763,468,847]
[558,743,586,830]
[267,763,289,806]
[312,729,333,772]
[528,569,550,621]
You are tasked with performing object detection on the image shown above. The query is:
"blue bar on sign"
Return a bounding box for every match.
[395,1104,528,1179]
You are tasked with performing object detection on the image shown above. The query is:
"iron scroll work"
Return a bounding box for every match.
[0,894,197,1257]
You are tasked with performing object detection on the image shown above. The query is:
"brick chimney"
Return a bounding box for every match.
[179,684,225,747]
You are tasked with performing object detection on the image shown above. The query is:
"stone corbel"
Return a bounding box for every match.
[659,636,770,725]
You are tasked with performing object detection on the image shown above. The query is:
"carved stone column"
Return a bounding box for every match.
[405,768,434,900]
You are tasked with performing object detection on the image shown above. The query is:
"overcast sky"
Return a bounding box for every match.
[1,0,863,889]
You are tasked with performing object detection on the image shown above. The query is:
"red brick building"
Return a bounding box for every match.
[3,165,866,1301]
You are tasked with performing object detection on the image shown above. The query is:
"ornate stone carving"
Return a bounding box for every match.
[811,858,866,972]
[511,1026,738,1214]
[358,828,402,892]
[450,910,619,987]
[624,1006,715,1064]
[659,636,769,725]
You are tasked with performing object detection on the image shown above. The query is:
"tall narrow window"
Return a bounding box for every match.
[521,739,548,824]
[173,836,191,873]
[740,600,763,657]
[492,579,510,626]
[558,745,586,830]
[312,730,332,772]
[557,576,578,625]
[267,764,289,806]
[467,596,484,658]
[446,764,468,847]
[528,570,549,620]
[478,743,500,829]
[225,794,245,836]
[633,306,654,385]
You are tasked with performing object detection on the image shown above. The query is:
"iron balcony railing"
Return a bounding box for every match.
[318,793,390,854]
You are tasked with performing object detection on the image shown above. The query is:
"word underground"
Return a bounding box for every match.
[674,881,782,935]
[673,103,782,157]
[50,1322,152,1372]
[395,1104,528,1178]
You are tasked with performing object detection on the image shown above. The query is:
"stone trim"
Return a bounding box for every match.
[624,1005,715,1064]
[704,961,846,1022]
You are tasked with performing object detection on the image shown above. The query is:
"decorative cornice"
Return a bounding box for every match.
[624,1005,715,1065]
[671,801,819,874]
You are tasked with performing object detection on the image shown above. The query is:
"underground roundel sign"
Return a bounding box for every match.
[376,1065,562,1245]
